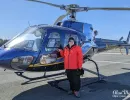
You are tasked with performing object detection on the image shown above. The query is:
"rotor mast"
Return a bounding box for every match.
[69,10,76,21]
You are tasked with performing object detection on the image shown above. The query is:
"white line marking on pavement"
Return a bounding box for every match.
[99,53,123,55]
[96,61,130,65]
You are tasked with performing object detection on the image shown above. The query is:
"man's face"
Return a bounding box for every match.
[69,40,74,46]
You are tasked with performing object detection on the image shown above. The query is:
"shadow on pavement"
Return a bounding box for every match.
[13,71,130,100]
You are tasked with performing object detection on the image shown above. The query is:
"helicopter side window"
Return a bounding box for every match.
[49,32,60,38]
[47,38,60,47]
[45,32,60,52]
[64,34,79,47]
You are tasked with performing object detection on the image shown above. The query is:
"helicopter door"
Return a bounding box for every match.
[37,30,62,65]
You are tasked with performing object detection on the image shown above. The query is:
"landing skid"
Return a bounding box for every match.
[48,58,106,92]
[15,58,106,91]
[15,71,65,85]
[87,58,101,80]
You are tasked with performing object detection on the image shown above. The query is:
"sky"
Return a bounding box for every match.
[0,0,130,40]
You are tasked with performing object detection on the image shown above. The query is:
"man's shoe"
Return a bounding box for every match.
[68,90,73,95]
[74,91,80,98]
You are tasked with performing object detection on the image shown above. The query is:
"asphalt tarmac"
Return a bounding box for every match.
[0,49,130,100]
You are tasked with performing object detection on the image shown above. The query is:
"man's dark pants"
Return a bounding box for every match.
[66,69,81,91]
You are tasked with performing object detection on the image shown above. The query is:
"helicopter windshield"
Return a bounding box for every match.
[4,27,45,51]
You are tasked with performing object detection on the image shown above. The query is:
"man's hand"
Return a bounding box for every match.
[57,49,62,52]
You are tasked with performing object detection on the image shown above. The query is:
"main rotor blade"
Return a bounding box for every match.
[70,7,130,12]
[27,0,62,8]
[87,7,130,11]
[54,12,70,25]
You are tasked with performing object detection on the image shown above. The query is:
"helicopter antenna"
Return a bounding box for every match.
[26,0,130,24]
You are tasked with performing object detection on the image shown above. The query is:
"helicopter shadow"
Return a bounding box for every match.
[13,71,130,100]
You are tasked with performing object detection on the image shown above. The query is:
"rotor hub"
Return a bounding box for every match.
[67,4,79,9]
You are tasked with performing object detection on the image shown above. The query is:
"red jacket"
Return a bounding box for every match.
[60,45,83,70]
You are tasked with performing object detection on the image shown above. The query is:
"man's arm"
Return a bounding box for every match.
[59,49,64,58]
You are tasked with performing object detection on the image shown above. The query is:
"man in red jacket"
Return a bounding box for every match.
[59,37,83,98]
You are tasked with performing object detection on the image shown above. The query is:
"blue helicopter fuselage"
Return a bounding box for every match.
[0,20,97,71]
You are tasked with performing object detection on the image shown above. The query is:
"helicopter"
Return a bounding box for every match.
[0,0,130,74]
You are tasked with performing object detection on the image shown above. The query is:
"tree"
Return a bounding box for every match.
[0,38,9,46]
